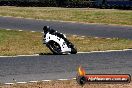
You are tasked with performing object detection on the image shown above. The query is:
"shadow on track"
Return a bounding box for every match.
[38,53,69,56]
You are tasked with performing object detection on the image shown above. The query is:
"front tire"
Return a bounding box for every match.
[46,41,62,55]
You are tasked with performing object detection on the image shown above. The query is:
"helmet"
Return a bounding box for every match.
[43,26,50,33]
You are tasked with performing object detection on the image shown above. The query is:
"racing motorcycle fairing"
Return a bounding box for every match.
[44,32,72,54]
[43,26,77,54]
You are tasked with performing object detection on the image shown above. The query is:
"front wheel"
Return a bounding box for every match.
[46,41,62,55]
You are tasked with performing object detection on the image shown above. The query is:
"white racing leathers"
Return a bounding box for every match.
[43,32,77,54]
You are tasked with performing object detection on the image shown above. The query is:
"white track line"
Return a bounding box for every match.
[29,81,38,83]
[123,49,132,51]
[18,30,23,32]
[4,83,15,85]
[31,31,36,32]
[42,80,52,82]
[0,54,39,58]
[6,29,11,31]
[4,78,77,85]
[72,78,76,80]
[0,56,15,58]
[94,37,99,38]
[3,16,13,18]
[16,82,27,84]
[17,54,39,57]
[77,49,132,54]
[57,79,69,81]
[106,38,111,39]
[81,36,85,37]
[73,35,77,37]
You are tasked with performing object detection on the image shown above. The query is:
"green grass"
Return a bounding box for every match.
[0,29,132,56]
[0,6,132,25]
[0,30,51,56]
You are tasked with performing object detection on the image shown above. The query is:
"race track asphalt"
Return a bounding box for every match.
[0,17,132,83]
[0,51,132,83]
[0,16,132,39]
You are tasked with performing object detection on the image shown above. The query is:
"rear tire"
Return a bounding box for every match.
[68,42,77,54]
[71,47,77,54]
[68,43,77,54]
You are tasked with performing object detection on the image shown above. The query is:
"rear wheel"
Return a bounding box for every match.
[68,43,77,54]
[71,47,77,54]
[46,41,62,54]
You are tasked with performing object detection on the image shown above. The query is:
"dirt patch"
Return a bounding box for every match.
[1,80,132,88]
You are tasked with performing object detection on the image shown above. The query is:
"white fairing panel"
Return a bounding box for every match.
[44,32,71,53]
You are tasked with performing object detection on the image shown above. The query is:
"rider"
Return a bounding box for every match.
[43,26,71,45]
[43,26,56,34]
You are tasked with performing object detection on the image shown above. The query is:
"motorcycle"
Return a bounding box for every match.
[43,26,77,55]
